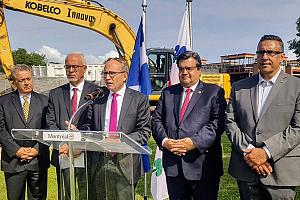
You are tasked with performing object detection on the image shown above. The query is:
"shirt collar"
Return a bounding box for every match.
[70,80,85,92]
[258,69,281,85]
[183,81,199,92]
[109,84,126,97]
[19,92,31,101]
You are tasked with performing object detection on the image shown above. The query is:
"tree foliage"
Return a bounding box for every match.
[288,17,300,60]
[12,48,47,66]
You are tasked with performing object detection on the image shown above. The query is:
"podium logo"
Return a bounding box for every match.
[68,132,75,140]
[43,132,81,141]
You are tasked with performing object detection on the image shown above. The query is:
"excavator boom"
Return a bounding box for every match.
[0,0,136,76]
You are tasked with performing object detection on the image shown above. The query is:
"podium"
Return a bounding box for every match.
[11,129,151,200]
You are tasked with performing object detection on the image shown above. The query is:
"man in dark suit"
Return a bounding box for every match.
[46,52,98,200]
[226,35,300,199]
[82,57,151,200]
[152,51,226,200]
[0,64,49,200]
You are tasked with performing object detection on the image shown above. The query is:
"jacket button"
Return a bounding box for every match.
[256,132,262,135]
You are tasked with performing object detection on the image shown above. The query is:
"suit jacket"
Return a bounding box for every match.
[46,81,99,167]
[84,87,151,184]
[0,91,50,173]
[152,82,226,181]
[226,71,300,186]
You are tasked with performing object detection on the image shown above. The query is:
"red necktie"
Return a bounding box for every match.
[109,93,119,132]
[71,88,78,115]
[180,88,192,122]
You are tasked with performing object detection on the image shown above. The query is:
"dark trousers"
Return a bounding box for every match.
[237,180,296,200]
[4,169,48,200]
[90,158,135,200]
[166,169,220,200]
[56,167,88,200]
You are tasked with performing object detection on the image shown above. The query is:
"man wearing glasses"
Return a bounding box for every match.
[226,35,300,199]
[152,51,226,200]
[46,52,98,200]
[84,57,151,199]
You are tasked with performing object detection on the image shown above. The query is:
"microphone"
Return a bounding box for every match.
[84,88,104,100]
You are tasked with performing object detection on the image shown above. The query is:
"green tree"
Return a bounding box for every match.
[12,48,46,66]
[289,17,300,60]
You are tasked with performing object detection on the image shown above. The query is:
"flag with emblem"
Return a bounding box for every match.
[169,6,191,86]
[151,147,169,200]
[127,16,152,174]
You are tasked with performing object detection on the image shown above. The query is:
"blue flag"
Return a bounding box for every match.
[127,17,152,173]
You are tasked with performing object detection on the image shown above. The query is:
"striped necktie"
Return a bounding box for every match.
[23,95,29,122]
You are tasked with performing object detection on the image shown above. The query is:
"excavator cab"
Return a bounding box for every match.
[147,48,174,105]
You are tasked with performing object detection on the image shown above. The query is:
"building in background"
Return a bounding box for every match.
[32,63,104,82]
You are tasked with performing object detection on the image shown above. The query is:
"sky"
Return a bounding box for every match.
[4,0,300,64]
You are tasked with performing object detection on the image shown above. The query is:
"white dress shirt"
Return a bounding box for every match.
[19,93,31,105]
[257,70,281,117]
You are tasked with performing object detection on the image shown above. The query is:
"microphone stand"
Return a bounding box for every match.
[67,99,94,200]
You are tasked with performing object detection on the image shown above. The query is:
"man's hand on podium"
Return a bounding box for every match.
[64,121,78,131]
[59,143,82,158]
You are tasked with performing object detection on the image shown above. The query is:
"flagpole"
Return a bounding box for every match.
[141,2,149,199]
[142,0,147,45]
[186,0,193,50]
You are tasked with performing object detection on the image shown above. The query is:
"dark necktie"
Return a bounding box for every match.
[180,88,192,122]
[71,88,78,115]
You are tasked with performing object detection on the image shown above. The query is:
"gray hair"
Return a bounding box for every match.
[10,64,33,80]
[104,57,129,72]
[65,52,87,65]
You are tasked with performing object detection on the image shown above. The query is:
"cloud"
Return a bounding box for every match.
[36,45,65,63]
[85,50,118,64]
[287,50,297,60]
[36,45,118,64]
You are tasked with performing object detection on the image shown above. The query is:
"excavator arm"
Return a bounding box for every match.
[0,7,14,77]
[0,0,136,77]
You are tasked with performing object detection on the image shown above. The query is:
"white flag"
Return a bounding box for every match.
[151,146,169,200]
[169,7,191,86]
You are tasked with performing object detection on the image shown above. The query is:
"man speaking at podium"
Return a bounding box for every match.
[0,64,49,200]
[46,52,98,200]
[82,57,151,200]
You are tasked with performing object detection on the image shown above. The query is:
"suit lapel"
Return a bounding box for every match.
[174,85,183,126]
[78,81,89,107]
[250,75,259,122]
[75,82,90,120]
[95,89,109,131]
[62,84,71,119]
[11,91,27,125]
[181,82,204,122]
[259,71,288,119]
[118,88,132,130]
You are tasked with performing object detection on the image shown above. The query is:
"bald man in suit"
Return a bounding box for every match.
[46,52,98,199]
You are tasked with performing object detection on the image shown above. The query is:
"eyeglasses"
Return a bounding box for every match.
[256,50,283,57]
[64,65,86,70]
[178,66,198,72]
[101,71,125,79]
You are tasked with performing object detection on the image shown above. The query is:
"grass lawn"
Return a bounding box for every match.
[0,135,299,199]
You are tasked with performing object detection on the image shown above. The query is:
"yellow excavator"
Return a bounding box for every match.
[0,0,231,102]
